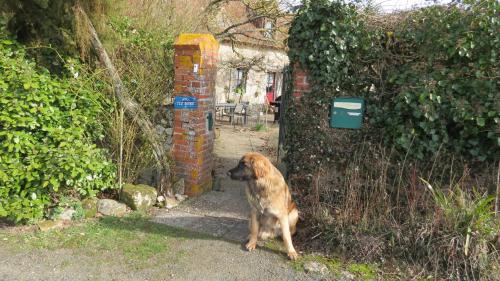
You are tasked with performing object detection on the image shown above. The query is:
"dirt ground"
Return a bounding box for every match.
[0,124,319,281]
[0,237,312,281]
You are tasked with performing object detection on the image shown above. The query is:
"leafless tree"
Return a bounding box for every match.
[204,0,296,42]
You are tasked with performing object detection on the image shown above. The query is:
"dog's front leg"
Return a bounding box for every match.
[246,208,259,251]
[278,215,298,260]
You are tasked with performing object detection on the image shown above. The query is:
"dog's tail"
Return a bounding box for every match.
[285,182,299,235]
[288,202,299,236]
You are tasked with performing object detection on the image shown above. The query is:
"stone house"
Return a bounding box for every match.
[213,2,290,105]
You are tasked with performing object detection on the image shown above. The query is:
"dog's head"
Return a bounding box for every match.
[227,152,271,181]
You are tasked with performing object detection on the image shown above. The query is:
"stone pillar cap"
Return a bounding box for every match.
[174,34,219,52]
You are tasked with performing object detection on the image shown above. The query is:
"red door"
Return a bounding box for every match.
[266,72,276,103]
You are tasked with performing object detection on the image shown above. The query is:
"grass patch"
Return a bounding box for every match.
[0,213,208,265]
[291,254,342,274]
[254,123,267,132]
[292,254,380,280]
[263,238,284,252]
[347,263,377,281]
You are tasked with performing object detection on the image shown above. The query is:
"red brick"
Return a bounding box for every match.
[173,34,219,197]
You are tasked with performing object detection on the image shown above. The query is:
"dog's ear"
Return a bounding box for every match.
[251,157,270,178]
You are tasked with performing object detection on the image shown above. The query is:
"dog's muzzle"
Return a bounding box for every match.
[227,166,246,180]
[227,168,238,180]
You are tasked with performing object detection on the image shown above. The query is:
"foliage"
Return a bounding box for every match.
[285,0,499,278]
[288,0,499,162]
[415,180,498,280]
[0,32,116,223]
[94,13,178,183]
[423,180,496,242]
[2,0,203,192]
[1,0,107,72]
[48,196,85,221]
[71,200,85,221]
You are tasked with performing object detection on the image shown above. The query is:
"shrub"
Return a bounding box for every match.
[414,180,498,280]
[285,0,499,278]
[0,33,116,223]
[87,13,177,183]
[288,0,499,162]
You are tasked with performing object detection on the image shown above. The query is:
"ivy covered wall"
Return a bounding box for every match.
[284,1,498,278]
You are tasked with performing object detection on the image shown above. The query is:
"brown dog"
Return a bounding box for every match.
[228,152,299,260]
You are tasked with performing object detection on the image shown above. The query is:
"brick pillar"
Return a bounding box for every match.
[292,63,310,100]
[173,34,219,197]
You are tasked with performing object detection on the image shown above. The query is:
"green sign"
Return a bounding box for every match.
[330,97,365,129]
[206,112,213,131]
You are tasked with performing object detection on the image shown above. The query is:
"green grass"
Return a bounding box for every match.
[0,213,208,266]
[254,123,267,132]
[291,254,342,273]
[265,239,379,280]
[263,238,284,252]
[291,254,379,280]
[347,263,377,280]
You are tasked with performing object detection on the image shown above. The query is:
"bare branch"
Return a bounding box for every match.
[214,14,267,38]
[205,0,291,43]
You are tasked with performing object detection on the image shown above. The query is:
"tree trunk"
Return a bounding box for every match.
[75,6,171,195]
[495,160,499,217]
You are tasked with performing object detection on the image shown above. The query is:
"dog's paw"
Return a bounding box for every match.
[287,250,299,260]
[245,240,257,251]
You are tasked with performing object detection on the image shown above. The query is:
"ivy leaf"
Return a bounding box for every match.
[476,118,485,127]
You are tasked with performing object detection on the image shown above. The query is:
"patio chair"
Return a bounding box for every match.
[248,104,265,127]
[231,103,246,126]
[215,105,223,121]
[220,106,231,122]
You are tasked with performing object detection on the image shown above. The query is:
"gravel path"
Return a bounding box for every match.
[149,124,314,281]
[0,238,314,281]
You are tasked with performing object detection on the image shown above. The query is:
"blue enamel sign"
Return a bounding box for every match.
[174,96,198,109]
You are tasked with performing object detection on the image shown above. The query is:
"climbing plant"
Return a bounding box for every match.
[287,0,499,163]
[285,1,499,278]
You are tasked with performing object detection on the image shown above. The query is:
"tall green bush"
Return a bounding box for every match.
[286,1,499,278]
[376,1,499,161]
[288,0,499,162]
[0,33,116,223]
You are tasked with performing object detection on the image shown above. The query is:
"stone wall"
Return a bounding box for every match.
[156,104,174,152]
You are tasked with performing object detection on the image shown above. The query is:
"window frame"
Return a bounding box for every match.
[263,19,275,39]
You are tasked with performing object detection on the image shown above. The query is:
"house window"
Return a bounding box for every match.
[263,20,274,39]
[231,68,246,100]
[235,68,245,89]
